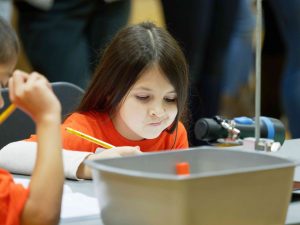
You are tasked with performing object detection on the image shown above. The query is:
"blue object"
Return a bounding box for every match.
[234,116,254,125]
[260,116,275,139]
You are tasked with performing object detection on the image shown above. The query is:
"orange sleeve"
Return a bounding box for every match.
[0,169,29,225]
[174,122,189,149]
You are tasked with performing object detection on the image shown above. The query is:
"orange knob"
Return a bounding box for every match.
[176,162,190,175]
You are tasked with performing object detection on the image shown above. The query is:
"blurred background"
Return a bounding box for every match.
[12,0,166,72]
[2,0,298,144]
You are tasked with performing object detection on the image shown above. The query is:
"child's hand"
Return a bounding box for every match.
[8,70,61,123]
[89,146,142,159]
[77,146,142,179]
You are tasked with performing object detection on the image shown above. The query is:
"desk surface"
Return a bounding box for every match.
[58,179,102,225]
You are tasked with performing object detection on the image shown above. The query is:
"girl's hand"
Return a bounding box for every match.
[8,70,61,123]
[77,146,142,179]
[90,146,142,159]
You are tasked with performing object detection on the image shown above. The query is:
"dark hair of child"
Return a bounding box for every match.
[0,17,19,64]
[77,22,189,133]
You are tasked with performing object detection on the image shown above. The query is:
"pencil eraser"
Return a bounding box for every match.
[176,162,190,175]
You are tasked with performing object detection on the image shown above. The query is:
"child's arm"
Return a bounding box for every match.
[8,70,64,225]
[0,141,92,180]
[23,112,62,225]
[0,142,141,180]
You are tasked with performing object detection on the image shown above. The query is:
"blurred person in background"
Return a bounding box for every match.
[14,0,130,89]
[219,0,255,118]
[261,0,300,138]
[161,0,240,146]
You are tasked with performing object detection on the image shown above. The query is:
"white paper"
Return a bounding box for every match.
[60,192,99,219]
[13,178,100,219]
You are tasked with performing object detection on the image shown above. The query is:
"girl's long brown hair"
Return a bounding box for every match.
[77,22,189,133]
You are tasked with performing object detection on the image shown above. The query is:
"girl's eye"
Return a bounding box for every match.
[136,95,150,101]
[164,97,177,103]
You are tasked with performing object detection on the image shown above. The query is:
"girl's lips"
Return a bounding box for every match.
[148,117,168,126]
[149,121,162,126]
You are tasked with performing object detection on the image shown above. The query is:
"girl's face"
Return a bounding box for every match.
[0,60,16,108]
[112,64,178,140]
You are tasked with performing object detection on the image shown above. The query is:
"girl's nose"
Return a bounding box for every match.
[149,106,165,118]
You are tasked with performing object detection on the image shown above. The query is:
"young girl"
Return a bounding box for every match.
[1,22,189,180]
[0,18,63,225]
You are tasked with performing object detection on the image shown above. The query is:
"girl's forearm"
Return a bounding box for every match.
[22,115,64,225]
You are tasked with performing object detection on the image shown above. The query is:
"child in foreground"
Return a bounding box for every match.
[0,17,63,225]
[1,22,189,180]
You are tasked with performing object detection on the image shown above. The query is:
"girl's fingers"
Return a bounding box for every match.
[9,70,28,102]
[113,146,142,156]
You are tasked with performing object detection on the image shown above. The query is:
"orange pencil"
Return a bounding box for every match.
[65,127,115,149]
[0,104,16,125]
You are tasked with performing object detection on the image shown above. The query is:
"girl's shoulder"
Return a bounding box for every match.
[173,121,189,149]
[177,121,187,135]
[63,111,112,134]
[65,111,108,122]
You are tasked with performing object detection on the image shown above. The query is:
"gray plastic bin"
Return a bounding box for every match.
[85,148,295,225]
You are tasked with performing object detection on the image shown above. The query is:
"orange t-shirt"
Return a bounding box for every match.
[0,169,29,225]
[28,111,188,153]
